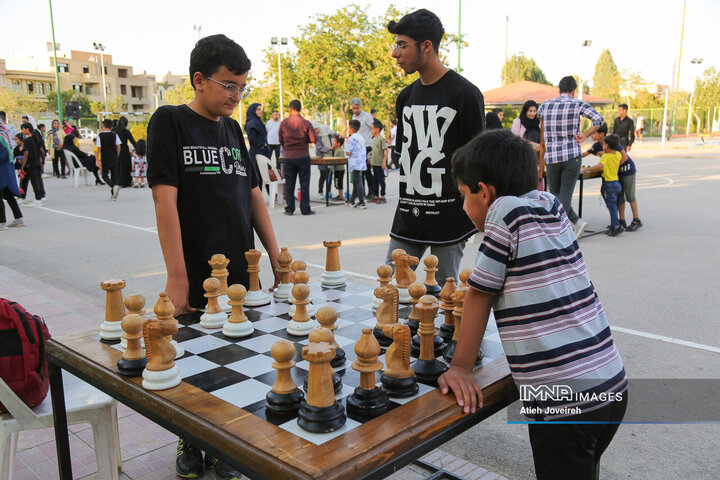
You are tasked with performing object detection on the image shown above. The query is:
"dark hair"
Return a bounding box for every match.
[604,134,619,151]
[135,139,147,156]
[288,99,302,112]
[118,116,128,131]
[22,115,29,120]
[20,122,33,131]
[597,123,608,135]
[558,76,577,93]
[618,103,628,110]
[392,117,397,125]
[15,133,23,142]
[63,133,75,147]
[348,119,361,132]
[372,119,384,131]
[370,109,377,114]
[492,108,503,115]
[37,123,45,130]
[387,9,445,53]
[0,111,6,121]
[189,34,251,90]
[520,100,539,120]
[485,112,503,130]
[452,129,537,197]
[102,119,113,128]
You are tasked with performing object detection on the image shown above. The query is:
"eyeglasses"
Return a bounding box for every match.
[390,40,421,54]
[206,76,252,100]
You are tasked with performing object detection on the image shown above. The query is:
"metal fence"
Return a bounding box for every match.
[594,106,720,137]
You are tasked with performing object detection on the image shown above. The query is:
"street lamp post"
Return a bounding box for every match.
[579,40,592,101]
[686,58,703,136]
[271,37,288,119]
[93,42,109,113]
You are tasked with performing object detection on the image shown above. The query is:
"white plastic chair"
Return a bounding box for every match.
[62,150,90,188]
[0,373,121,480]
[255,153,285,209]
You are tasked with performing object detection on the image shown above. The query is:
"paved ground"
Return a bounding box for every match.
[1,139,719,479]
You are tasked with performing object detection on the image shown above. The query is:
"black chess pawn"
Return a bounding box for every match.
[265,340,304,417]
[116,312,147,376]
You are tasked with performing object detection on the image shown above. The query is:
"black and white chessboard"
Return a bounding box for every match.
[110,281,504,445]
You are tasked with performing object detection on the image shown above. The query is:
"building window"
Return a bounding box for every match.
[36,83,44,95]
[120,84,127,95]
[57,63,68,73]
[104,66,108,75]
[131,86,143,99]
[106,84,111,94]
[85,85,93,95]
[27,82,34,93]
[132,104,144,111]
[82,65,89,74]
[118,68,128,78]
[72,83,83,93]
[46,83,53,93]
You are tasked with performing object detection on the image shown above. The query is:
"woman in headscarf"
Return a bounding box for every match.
[512,100,544,189]
[115,116,137,188]
[0,118,24,228]
[245,103,270,163]
[485,111,503,130]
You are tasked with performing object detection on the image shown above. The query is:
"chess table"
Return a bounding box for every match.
[47,281,516,480]
[279,156,349,206]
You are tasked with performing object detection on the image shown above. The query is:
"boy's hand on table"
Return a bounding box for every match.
[438,365,484,414]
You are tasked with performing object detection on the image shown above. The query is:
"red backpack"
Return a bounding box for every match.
[0,298,51,413]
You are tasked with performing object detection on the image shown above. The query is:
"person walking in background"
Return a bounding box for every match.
[245,102,270,164]
[369,118,388,203]
[0,117,23,229]
[350,98,374,197]
[613,103,635,151]
[388,117,398,170]
[46,119,65,178]
[635,115,644,141]
[97,119,122,200]
[344,119,367,209]
[115,117,137,188]
[18,123,46,206]
[538,75,604,240]
[265,109,281,161]
[279,99,316,216]
[312,122,333,200]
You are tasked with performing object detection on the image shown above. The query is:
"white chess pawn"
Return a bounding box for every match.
[200,278,228,328]
[223,284,254,338]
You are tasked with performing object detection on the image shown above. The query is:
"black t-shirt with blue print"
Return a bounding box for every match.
[148,104,260,308]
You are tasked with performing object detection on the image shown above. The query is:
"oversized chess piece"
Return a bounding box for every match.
[244,249,271,306]
[273,247,294,300]
[297,328,346,433]
[200,277,227,328]
[265,340,304,417]
[373,284,399,347]
[438,278,457,343]
[423,254,442,295]
[443,287,464,362]
[116,313,147,376]
[209,254,232,312]
[287,284,316,336]
[391,249,419,304]
[303,327,342,394]
[316,306,345,368]
[371,265,393,310]
[346,329,389,422]
[154,292,184,358]
[99,279,126,343]
[459,269,472,288]
[223,284,254,338]
[288,261,316,318]
[380,324,418,397]
[405,283,426,337]
[121,294,145,349]
[141,318,181,390]
[411,294,444,358]
[412,295,448,386]
[320,240,346,286]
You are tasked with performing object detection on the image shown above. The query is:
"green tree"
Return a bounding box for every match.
[695,67,720,107]
[164,79,194,106]
[591,49,621,100]
[0,88,45,119]
[46,90,94,118]
[501,54,550,85]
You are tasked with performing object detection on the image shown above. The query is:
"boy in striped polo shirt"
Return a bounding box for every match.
[439,129,628,480]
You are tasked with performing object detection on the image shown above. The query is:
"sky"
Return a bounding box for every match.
[1,0,717,94]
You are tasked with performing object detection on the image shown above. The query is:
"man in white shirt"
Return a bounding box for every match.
[265,110,281,161]
[350,97,373,195]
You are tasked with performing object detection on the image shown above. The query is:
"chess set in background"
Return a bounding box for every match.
[96,241,503,443]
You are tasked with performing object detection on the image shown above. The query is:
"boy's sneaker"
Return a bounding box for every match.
[376,197,387,204]
[626,218,643,232]
[111,185,120,200]
[573,218,588,240]
[176,439,204,478]
[608,225,625,237]
[357,203,367,209]
[205,454,244,480]
[8,219,24,228]
[0,223,7,231]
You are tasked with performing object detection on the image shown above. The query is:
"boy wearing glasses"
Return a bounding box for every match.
[148,34,281,480]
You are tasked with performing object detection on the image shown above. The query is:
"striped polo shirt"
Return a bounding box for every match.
[469,191,627,418]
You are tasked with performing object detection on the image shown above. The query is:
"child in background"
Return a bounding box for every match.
[439,129,627,480]
[344,119,367,209]
[581,134,623,236]
[132,139,148,188]
[584,124,642,231]
[369,118,388,204]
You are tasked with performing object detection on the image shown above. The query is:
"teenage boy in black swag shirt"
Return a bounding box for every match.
[147,34,281,480]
